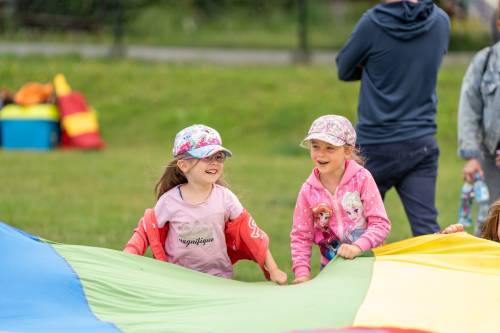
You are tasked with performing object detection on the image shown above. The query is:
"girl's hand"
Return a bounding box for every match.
[269,269,288,285]
[337,244,362,259]
[440,224,464,234]
[292,275,310,284]
[263,250,287,285]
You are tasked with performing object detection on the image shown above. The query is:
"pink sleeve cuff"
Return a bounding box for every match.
[294,266,311,278]
[353,237,372,252]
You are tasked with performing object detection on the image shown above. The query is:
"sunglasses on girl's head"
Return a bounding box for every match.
[177,152,227,163]
[202,152,227,163]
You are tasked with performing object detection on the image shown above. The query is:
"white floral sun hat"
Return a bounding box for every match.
[301,115,356,148]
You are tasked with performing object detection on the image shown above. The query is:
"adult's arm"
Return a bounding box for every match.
[336,14,373,81]
[457,48,491,160]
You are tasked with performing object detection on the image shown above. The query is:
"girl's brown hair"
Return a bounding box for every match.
[480,199,500,242]
[155,159,188,200]
[155,158,228,200]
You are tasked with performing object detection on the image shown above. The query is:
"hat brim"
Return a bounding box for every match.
[300,133,346,148]
[187,145,232,159]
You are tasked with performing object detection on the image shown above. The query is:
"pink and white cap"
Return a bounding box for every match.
[173,124,232,159]
[301,115,356,148]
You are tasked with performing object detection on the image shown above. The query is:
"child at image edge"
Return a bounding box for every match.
[124,124,287,285]
[291,115,391,284]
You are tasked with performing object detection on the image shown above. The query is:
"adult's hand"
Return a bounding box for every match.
[463,158,484,183]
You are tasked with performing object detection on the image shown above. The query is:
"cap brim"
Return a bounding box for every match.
[188,145,232,159]
[300,133,345,148]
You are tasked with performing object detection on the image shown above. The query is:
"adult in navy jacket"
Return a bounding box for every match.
[336,0,450,236]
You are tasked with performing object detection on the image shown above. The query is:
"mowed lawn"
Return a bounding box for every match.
[0,56,468,281]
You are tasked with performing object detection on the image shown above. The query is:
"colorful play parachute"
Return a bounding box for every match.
[1,221,499,333]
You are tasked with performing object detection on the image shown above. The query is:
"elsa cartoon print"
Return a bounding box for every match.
[342,191,367,242]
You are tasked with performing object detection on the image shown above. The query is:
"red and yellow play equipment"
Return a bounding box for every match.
[53,74,105,149]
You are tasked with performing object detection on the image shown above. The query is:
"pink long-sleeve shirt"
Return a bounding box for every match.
[291,160,391,278]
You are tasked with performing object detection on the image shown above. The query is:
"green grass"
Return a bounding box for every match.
[0,55,469,281]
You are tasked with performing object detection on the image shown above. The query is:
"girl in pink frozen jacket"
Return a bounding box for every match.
[291,115,391,284]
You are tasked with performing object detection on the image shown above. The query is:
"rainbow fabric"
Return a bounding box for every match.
[1,222,499,333]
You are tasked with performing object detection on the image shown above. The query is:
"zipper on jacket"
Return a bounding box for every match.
[328,188,344,242]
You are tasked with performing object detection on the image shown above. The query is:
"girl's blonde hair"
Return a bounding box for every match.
[155,158,227,200]
[349,146,365,166]
[480,199,500,242]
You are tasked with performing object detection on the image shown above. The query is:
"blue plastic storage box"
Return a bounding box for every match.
[0,104,60,150]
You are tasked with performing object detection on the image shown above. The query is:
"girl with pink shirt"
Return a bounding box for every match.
[291,115,391,284]
[125,124,287,285]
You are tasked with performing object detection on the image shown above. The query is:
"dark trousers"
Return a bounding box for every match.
[360,135,441,236]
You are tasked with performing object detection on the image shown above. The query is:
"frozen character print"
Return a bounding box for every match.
[318,238,340,263]
[342,191,367,242]
[313,203,338,261]
[312,203,333,232]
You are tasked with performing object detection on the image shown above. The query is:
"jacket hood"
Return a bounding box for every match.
[368,0,440,40]
[306,160,364,191]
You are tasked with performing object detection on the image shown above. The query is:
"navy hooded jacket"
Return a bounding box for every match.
[336,0,450,145]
